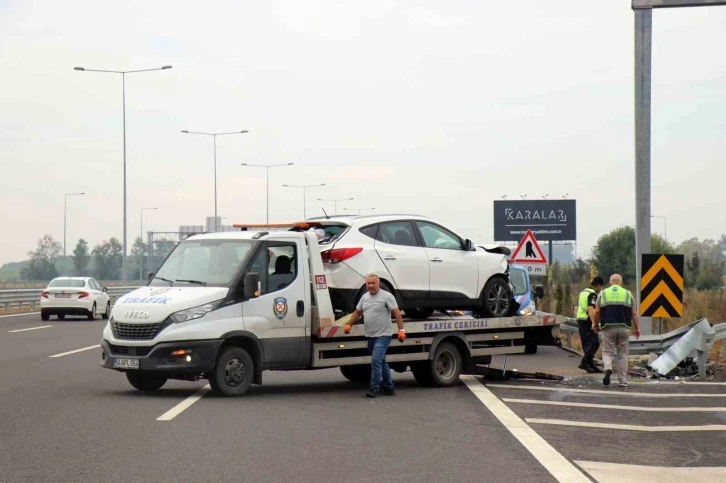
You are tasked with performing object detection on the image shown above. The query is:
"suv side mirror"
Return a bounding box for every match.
[534,285,545,299]
[244,272,261,299]
[464,239,473,251]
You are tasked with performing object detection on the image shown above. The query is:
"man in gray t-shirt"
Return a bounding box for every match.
[344,274,405,398]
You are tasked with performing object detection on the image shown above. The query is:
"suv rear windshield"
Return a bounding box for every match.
[48,279,86,288]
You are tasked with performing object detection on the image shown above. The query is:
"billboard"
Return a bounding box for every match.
[494,200,576,242]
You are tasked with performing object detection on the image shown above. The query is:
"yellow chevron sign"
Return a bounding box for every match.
[640,254,684,317]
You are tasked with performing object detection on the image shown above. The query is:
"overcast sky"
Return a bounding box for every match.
[1,0,725,266]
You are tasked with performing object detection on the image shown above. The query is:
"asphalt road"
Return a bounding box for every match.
[2,312,725,483]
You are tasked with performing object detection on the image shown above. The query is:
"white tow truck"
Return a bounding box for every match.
[100,226,565,396]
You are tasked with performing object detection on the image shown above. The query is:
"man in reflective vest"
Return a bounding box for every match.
[593,274,641,387]
[576,276,605,373]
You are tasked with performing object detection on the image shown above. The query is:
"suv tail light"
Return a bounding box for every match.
[41,291,49,299]
[321,247,363,264]
[78,291,89,299]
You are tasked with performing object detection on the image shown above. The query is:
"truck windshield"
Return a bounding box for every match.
[509,268,528,296]
[151,239,255,288]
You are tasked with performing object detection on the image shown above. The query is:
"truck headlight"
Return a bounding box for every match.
[170,300,224,324]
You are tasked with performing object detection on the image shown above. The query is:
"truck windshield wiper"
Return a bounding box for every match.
[176,279,208,287]
[153,276,174,286]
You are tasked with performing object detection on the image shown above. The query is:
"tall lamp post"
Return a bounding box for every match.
[181,129,249,232]
[64,192,86,257]
[282,183,326,219]
[651,215,667,240]
[75,64,172,283]
[241,163,294,224]
[317,197,354,216]
[140,207,157,281]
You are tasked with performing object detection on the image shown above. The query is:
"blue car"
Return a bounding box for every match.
[508,264,544,317]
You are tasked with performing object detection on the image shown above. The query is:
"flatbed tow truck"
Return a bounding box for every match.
[100,224,565,396]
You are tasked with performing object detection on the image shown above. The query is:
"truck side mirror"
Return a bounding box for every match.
[146,271,155,282]
[534,285,544,299]
[244,272,261,299]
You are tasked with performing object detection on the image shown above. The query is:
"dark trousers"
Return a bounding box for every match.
[577,320,600,366]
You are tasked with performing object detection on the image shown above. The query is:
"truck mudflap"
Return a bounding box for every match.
[100,339,222,376]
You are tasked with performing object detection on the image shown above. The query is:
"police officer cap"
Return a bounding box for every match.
[591,276,605,287]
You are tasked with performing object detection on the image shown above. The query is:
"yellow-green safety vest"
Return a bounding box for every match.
[598,285,634,329]
[576,288,595,320]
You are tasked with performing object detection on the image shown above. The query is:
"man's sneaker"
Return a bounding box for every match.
[590,365,604,374]
[603,370,612,386]
[381,387,395,396]
[578,362,596,373]
[618,381,628,388]
[365,388,377,398]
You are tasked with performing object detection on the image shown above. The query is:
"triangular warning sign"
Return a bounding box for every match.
[510,230,547,263]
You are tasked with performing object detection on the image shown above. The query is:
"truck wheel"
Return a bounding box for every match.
[404,308,434,320]
[126,372,167,391]
[209,346,254,397]
[41,310,49,321]
[430,342,462,386]
[474,277,512,318]
[340,364,371,384]
[411,363,434,386]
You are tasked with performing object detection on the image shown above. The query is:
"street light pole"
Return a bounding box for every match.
[75,64,172,283]
[282,183,326,219]
[63,192,85,257]
[651,215,667,240]
[317,197,354,216]
[241,163,294,224]
[182,130,249,232]
[140,207,157,281]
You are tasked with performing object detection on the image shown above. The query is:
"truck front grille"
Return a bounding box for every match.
[108,344,153,356]
[111,320,170,340]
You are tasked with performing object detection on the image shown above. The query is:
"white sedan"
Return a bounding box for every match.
[40,277,111,321]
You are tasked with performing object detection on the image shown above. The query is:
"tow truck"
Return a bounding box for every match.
[100,223,565,396]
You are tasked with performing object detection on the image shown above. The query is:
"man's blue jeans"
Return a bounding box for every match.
[368,336,393,392]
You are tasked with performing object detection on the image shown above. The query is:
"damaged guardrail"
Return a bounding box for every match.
[560,315,726,380]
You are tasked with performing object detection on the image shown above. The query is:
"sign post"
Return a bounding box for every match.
[509,230,548,275]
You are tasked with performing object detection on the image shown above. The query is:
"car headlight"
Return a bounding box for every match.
[170,300,224,324]
[520,300,535,316]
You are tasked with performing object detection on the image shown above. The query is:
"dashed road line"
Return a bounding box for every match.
[0,312,40,319]
[157,385,211,421]
[527,418,726,432]
[486,384,726,398]
[461,376,591,482]
[502,398,726,412]
[8,325,52,333]
[48,344,101,358]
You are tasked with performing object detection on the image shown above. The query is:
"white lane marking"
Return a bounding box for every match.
[48,344,101,358]
[461,376,590,482]
[157,385,211,421]
[527,418,726,432]
[502,398,726,412]
[486,384,726,398]
[0,312,40,319]
[574,460,726,483]
[8,325,52,333]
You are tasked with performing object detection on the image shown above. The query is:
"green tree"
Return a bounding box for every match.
[677,237,726,289]
[72,238,90,276]
[130,237,147,281]
[554,282,564,315]
[92,238,123,280]
[21,234,61,280]
[592,226,673,285]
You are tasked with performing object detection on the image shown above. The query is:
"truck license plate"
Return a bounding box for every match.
[112,358,139,370]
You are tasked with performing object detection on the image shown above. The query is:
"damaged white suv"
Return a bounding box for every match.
[302,214,514,319]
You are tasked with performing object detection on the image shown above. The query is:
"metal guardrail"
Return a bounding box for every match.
[560,316,726,359]
[0,286,139,312]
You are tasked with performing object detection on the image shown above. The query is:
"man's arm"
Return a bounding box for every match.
[345,309,363,332]
[586,293,597,323]
[592,296,601,331]
[392,307,404,331]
